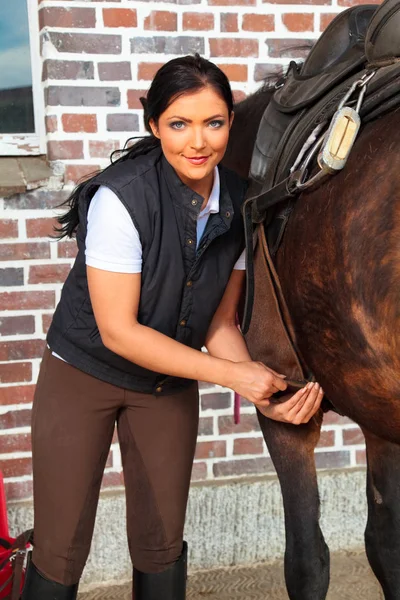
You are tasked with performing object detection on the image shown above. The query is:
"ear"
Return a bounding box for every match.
[229,111,235,129]
[149,119,160,139]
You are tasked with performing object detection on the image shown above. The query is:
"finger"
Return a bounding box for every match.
[294,384,323,422]
[281,385,310,411]
[263,365,287,379]
[269,374,288,392]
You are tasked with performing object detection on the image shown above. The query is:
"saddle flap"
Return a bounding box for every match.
[365,0,400,65]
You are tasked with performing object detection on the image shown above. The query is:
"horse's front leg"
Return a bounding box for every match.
[257,409,330,600]
[363,428,400,600]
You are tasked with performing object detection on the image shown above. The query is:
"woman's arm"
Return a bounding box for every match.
[87,266,286,403]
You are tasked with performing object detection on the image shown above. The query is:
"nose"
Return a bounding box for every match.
[190,127,206,151]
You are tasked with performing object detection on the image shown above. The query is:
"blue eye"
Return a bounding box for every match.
[170,121,186,130]
[209,120,225,128]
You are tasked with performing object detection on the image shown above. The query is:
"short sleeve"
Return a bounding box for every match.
[233,248,246,270]
[85,186,142,273]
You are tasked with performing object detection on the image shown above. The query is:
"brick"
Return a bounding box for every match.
[198,381,214,390]
[265,0,330,4]
[39,7,96,29]
[0,433,31,454]
[64,164,100,185]
[209,38,258,58]
[0,340,45,362]
[47,86,120,107]
[45,115,58,133]
[242,14,274,31]
[191,461,207,481]
[356,450,366,465]
[0,291,55,311]
[28,264,71,285]
[144,11,177,31]
[214,457,274,477]
[131,37,204,55]
[5,480,33,502]
[0,410,32,430]
[127,90,147,109]
[0,386,35,406]
[233,90,246,103]
[198,417,213,436]
[218,64,248,82]
[183,13,214,30]
[107,114,139,132]
[221,13,238,32]
[0,458,32,479]
[314,451,351,469]
[58,241,77,259]
[320,13,339,30]
[323,411,353,426]
[89,140,119,159]
[209,0,255,4]
[47,140,84,160]
[101,471,124,488]
[42,60,94,81]
[195,440,226,459]
[99,61,132,81]
[233,437,264,455]
[218,414,258,435]
[47,32,121,54]
[338,0,379,5]
[254,62,284,82]
[282,13,314,32]
[0,268,23,287]
[343,428,365,445]
[26,218,57,238]
[0,243,50,261]
[4,190,70,210]
[103,8,137,27]
[317,430,335,447]
[0,316,35,337]
[240,395,253,407]
[0,220,18,238]
[201,392,231,411]
[0,363,32,384]
[266,38,313,59]
[137,62,163,80]
[62,114,97,133]
[42,314,53,335]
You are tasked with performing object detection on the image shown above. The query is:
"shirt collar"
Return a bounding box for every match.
[199,167,220,218]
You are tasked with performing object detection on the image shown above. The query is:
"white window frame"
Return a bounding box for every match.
[0,0,46,156]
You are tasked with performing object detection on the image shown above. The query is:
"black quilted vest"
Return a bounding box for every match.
[47,149,247,394]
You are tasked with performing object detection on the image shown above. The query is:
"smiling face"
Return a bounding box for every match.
[149,86,233,197]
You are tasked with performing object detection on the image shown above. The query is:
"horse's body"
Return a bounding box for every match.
[223,88,400,599]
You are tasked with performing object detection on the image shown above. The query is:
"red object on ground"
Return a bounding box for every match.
[234,392,241,424]
[0,472,9,538]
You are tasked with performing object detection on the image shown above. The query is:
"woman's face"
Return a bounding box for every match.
[149,86,233,192]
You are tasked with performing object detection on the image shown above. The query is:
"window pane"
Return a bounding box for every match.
[0,0,34,134]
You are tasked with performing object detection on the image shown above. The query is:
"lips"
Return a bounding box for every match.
[185,156,210,166]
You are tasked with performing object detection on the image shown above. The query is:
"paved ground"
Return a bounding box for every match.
[79,550,384,599]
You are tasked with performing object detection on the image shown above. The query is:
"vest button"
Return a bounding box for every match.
[180,319,186,326]
[187,239,193,246]
[225,211,231,218]
[191,199,198,206]
[156,386,162,393]
[186,280,193,287]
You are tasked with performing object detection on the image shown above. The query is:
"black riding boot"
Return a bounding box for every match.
[133,541,188,600]
[21,561,79,600]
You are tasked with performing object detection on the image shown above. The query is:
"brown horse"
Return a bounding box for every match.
[223,84,400,599]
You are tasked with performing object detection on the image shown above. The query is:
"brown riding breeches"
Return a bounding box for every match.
[31,349,199,585]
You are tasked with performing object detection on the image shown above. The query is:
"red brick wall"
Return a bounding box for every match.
[0,0,377,501]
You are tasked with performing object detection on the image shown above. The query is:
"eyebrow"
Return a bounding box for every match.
[166,114,225,122]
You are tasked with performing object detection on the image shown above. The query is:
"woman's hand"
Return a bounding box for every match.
[225,361,288,404]
[257,382,324,425]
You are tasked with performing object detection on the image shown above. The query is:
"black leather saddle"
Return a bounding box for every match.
[242,0,400,333]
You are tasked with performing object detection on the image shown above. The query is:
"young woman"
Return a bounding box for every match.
[23,54,323,600]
